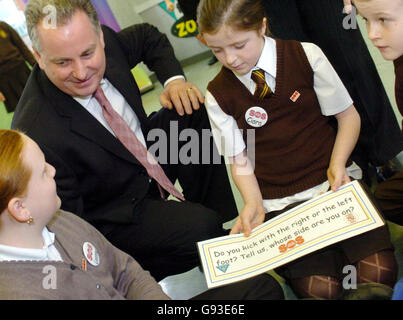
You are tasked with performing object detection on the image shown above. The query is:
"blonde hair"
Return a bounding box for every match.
[0,130,31,213]
[197,0,268,35]
[25,0,100,52]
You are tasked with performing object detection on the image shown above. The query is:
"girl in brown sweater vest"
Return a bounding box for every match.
[197,0,398,299]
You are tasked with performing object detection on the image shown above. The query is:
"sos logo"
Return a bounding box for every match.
[245,106,268,128]
[249,109,267,120]
[278,236,305,253]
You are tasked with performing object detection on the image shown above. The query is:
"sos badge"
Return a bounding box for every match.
[83,242,100,267]
[245,107,268,128]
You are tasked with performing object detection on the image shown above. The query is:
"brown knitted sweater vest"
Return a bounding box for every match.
[207,39,336,199]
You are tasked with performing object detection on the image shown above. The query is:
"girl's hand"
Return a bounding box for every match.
[230,202,265,237]
[0,92,5,102]
[327,164,351,191]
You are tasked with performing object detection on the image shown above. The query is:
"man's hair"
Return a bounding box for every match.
[25,0,100,52]
[197,0,268,35]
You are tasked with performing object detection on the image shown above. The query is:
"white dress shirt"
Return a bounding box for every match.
[74,78,148,147]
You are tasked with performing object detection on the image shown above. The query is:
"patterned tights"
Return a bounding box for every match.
[289,249,398,299]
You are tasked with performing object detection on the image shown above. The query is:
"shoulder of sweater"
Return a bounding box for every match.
[47,210,102,242]
[207,67,236,100]
[48,210,93,232]
[394,55,403,69]
[208,66,234,86]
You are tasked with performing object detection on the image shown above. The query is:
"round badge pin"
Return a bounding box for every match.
[83,242,100,266]
[245,106,268,128]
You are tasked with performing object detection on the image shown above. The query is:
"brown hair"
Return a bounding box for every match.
[197,0,268,35]
[0,130,31,213]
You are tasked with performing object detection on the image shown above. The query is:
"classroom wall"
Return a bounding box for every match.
[106,0,144,29]
[107,0,208,62]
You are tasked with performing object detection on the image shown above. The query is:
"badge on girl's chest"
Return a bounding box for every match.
[245,106,268,128]
[83,242,100,266]
[0,30,7,39]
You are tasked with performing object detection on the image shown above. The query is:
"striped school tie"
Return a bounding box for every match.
[94,86,185,201]
[251,69,272,99]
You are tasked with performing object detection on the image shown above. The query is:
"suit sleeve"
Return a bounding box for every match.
[115,23,184,85]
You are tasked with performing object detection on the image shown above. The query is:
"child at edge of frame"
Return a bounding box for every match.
[352,0,403,300]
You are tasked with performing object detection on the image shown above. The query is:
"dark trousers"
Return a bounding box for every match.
[375,170,403,225]
[148,106,238,223]
[192,274,284,300]
[263,0,403,168]
[104,106,238,281]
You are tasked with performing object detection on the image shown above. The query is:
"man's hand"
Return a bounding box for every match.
[160,78,205,116]
[0,92,5,102]
[343,0,353,13]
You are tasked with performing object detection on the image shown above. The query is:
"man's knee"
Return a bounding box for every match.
[184,203,226,241]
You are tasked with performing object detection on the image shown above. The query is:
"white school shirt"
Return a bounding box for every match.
[0,227,63,262]
[206,36,361,213]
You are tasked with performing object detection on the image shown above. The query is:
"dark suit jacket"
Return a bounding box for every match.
[12,23,184,227]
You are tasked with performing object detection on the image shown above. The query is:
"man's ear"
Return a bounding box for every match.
[7,198,30,223]
[99,27,105,49]
[33,48,45,70]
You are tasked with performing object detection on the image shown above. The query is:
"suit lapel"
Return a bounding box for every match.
[105,56,151,135]
[41,71,142,166]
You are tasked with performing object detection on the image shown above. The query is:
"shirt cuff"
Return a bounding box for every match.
[163,75,186,88]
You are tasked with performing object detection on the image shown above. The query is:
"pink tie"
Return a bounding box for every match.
[94,86,185,201]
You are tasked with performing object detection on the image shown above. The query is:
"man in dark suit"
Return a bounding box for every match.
[12,0,238,281]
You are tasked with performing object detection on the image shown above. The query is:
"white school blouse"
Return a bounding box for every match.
[0,227,63,262]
